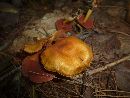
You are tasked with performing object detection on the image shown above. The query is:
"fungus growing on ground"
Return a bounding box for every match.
[24,38,47,53]
[22,30,93,82]
[22,52,54,83]
[41,36,93,77]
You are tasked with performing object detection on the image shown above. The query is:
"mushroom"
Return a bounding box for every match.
[22,52,54,83]
[41,36,93,77]
[24,38,47,53]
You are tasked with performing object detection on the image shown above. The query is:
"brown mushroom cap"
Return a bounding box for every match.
[24,38,47,53]
[41,36,93,77]
[22,52,54,83]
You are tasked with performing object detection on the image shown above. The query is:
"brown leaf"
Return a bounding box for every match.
[22,52,54,83]
[77,15,94,29]
[55,19,73,32]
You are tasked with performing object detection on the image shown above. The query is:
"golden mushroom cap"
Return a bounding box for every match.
[24,38,47,53]
[41,36,93,77]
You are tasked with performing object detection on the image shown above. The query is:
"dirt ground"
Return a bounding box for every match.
[0,0,130,98]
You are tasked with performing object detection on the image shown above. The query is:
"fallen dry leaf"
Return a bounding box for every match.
[77,15,94,29]
[55,19,73,32]
[22,52,54,83]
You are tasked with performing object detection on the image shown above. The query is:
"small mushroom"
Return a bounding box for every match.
[41,36,93,77]
[22,52,54,83]
[24,38,47,53]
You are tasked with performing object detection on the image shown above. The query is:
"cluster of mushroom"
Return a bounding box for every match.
[22,12,94,83]
[22,30,93,83]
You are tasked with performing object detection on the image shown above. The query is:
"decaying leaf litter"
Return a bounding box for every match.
[0,0,130,98]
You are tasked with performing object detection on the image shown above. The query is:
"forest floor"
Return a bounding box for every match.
[0,0,130,98]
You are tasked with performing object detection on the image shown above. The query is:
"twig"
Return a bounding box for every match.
[86,54,130,76]
[42,27,49,37]
[36,87,53,98]
[94,95,130,98]
[108,29,130,37]
[97,6,125,8]
[93,89,130,94]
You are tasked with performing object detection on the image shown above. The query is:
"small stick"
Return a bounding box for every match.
[108,29,130,37]
[86,54,130,76]
[83,9,93,23]
[42,27,49,37]
[98,6,125,8]
[94,95,130,98]
[93,89,130,94]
